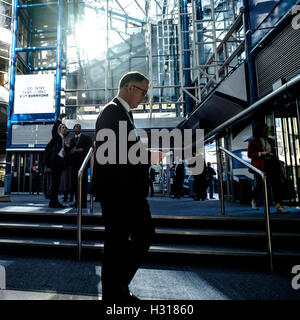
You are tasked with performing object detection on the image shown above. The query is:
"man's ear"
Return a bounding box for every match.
[127,82,134,92]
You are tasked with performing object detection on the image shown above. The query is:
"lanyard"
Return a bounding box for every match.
[75,135,81,147]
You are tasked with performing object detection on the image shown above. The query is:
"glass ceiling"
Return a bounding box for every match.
[22,1,244,120]
[67,0,179,68]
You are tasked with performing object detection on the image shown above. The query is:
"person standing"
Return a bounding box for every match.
[172,157,185,199]
[207,162,216,199]
[69,124,93,208]
[187,152,204,201]
[61,138,73,202]
[94,71,154,301]
[43,165,52,200]
[248,122,289,213]
[44,113,69,208]
[31,160,41,195]
[149,165,156,197]
[195,161,208,201]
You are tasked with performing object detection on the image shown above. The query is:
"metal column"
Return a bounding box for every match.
[105,0,109,102]
[5,0,19,194]
[180,0,192,116]
[145,0,153,118]
[55,0,63,120]
[210,0,219,82]
[242,0,258,104]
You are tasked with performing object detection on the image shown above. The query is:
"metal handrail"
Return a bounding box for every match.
[77,147,94,261]
[217,146,273,272]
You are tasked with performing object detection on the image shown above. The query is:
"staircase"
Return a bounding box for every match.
[0,207,299,269]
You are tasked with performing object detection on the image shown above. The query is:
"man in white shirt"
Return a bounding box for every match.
[94,71,154,301]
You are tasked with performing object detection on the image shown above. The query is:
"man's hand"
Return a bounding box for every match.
[70,147,84,154]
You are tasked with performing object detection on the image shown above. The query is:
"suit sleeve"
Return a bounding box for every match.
[96,104,125,161]
[52,120,61,138]
[85,135,94,152]
[96,105,123,137]
[69,137,75,149]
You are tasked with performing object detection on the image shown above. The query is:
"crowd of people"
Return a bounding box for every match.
[32,117,290,213]
[170,155,216,201]
[32,149,217,205]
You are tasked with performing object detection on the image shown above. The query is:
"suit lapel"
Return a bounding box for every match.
[112,97,140,142]
[113,97,134,130]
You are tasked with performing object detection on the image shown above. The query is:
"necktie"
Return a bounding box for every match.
[128,110,134,122]
[128,110,140,141]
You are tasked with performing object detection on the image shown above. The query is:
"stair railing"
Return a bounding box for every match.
[77,147,94,261]
[217,145,273,272]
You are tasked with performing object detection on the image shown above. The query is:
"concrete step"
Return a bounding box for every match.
[0,235,264,256]
[1,220,300,239]
[0,207,299,261]
[0,235,298,259]
[0,221,104,232]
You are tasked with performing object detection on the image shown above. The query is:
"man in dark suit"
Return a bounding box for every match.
[44,113,68,208]
[207,162,216,199]
[149,166,156,197]
[172,157,185,199]
[94,71,154,301]
[69,123,93,208]
[31,160,42,195]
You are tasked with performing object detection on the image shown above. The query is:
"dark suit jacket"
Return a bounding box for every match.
[174,162,184,180]
[94,97,150,201]
[31,165,41,180]
[149,167,156,182]
[69,133,93,169]
[207,167,216,182]
[44,120,69,168]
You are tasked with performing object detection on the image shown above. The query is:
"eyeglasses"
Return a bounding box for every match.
[133,85,148,97]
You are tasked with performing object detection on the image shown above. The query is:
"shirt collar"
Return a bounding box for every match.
[116,96,131,113]
[75,133,81,138]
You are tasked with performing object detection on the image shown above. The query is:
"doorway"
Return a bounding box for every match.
[10,152,44,193]
[267,99,300,204]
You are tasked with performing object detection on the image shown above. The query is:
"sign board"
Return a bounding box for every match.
[14,74,55,114]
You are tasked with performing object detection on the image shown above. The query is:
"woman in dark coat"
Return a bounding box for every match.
[248,122,289,213]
